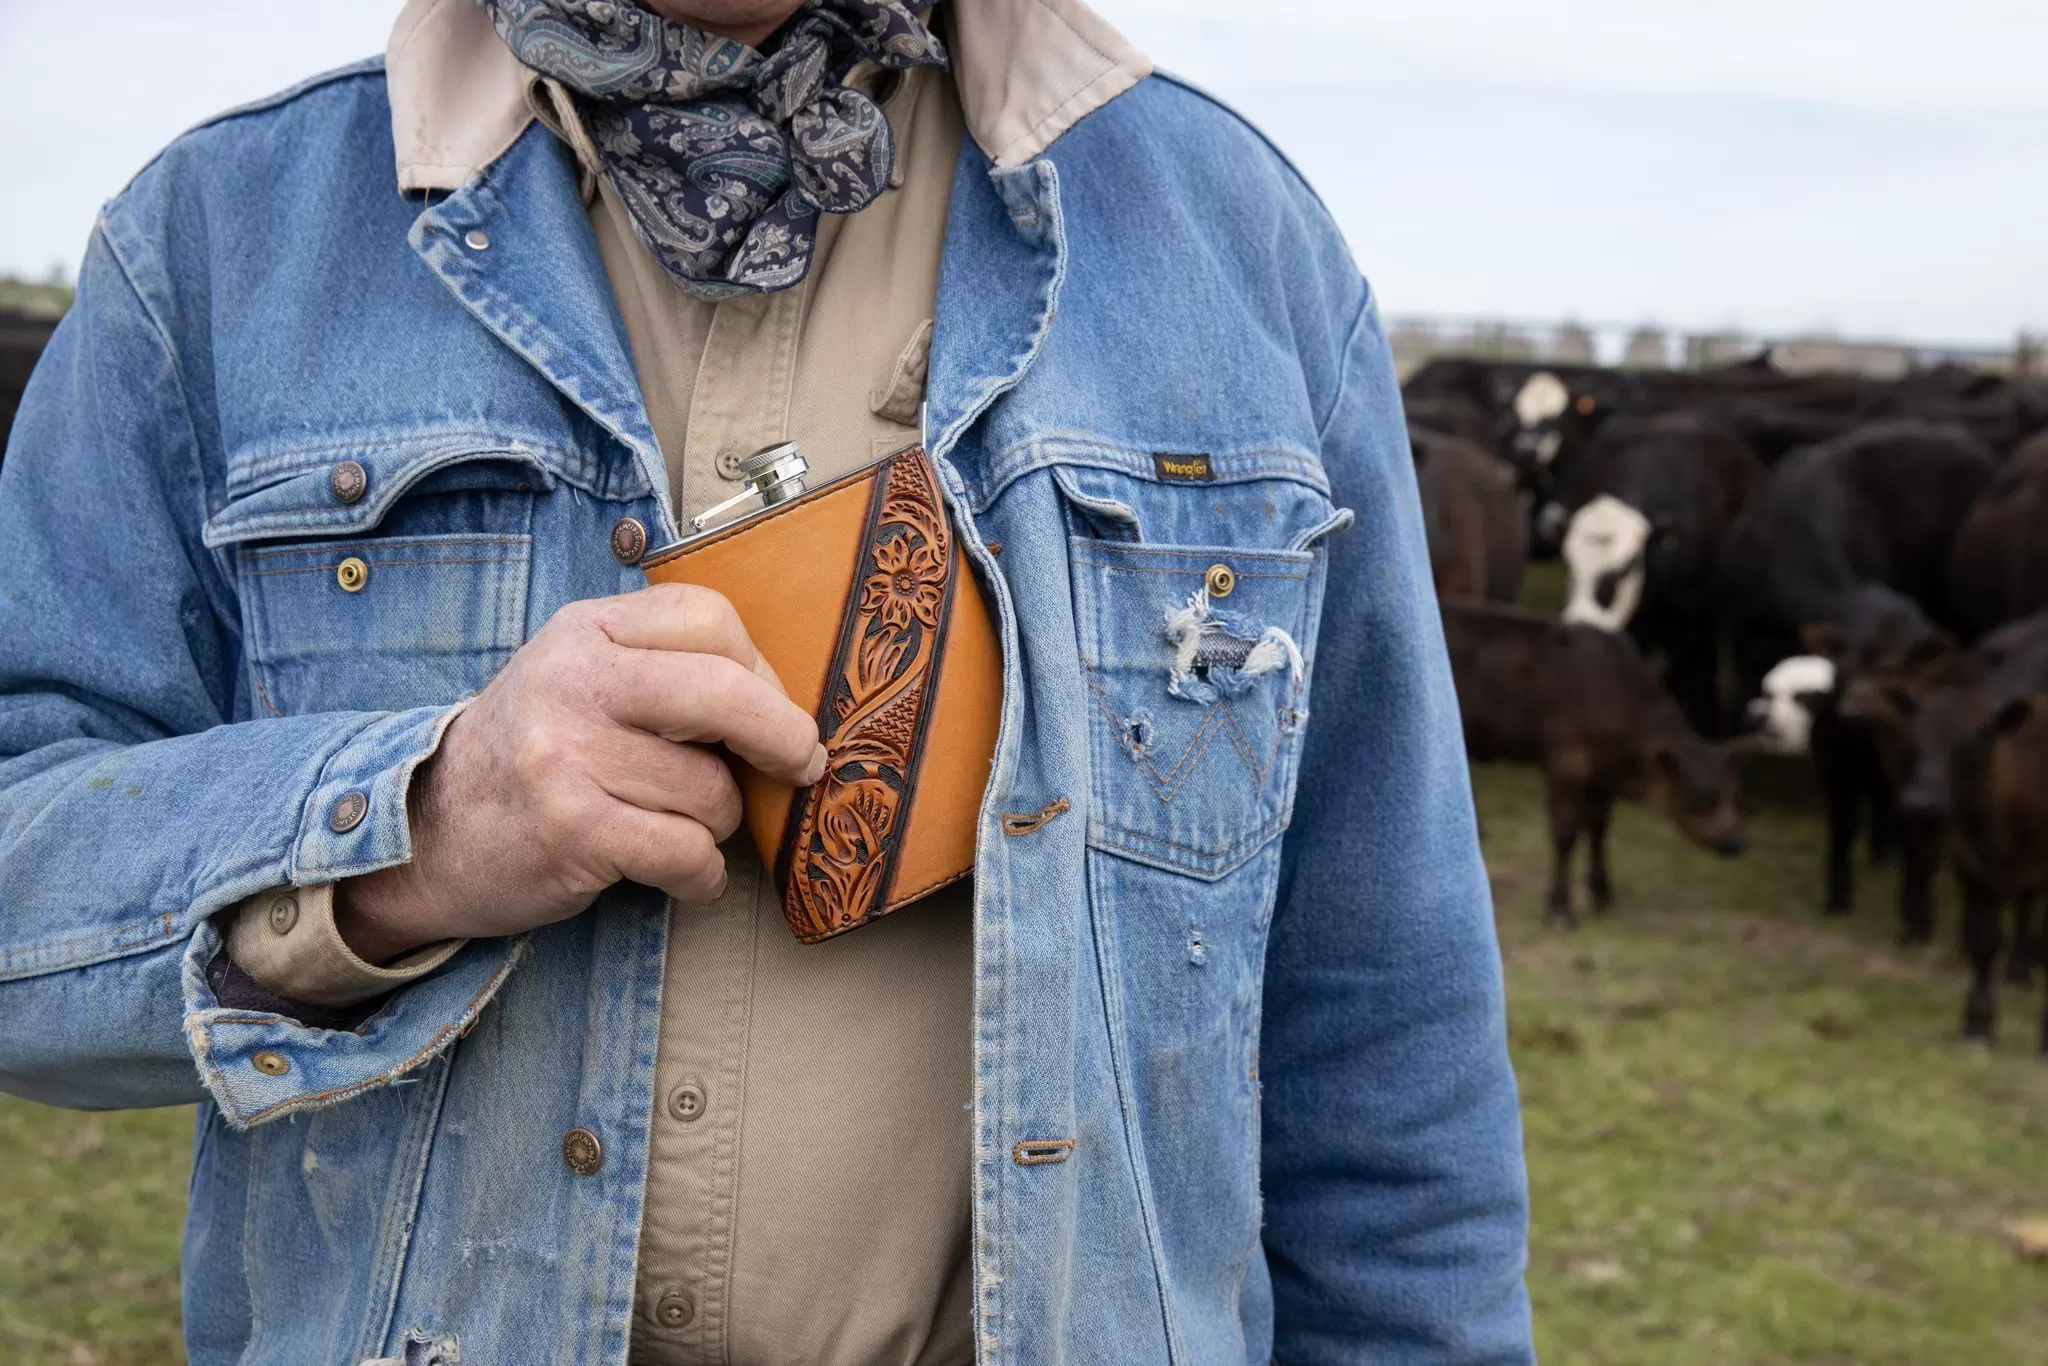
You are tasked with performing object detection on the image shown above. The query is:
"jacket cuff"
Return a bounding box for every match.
[179,702,522,1129]
[224,883,465,1008]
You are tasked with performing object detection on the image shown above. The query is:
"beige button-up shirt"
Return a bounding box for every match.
[227,3,1151,1363]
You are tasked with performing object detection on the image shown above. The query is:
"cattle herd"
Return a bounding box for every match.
[1408,352,2048,1053]
[2,313,2045,1047]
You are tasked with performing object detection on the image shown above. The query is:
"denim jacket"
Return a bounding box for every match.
[0,57,1531,1366]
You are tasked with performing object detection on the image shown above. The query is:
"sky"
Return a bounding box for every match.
[0,1,2041,347]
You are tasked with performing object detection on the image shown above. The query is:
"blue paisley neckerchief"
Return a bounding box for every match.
[475,0,947,298]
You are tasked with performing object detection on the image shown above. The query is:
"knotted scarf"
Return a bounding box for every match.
[476,0,948,298]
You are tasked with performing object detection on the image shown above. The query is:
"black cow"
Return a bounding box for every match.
[1554,411,1764,735]
[1722,421,1996,930]
[0,309,60,466]
[1947,430,2048,639]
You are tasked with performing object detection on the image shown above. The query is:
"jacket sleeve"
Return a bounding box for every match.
[0,221,519,1129]
[1260,279,1534,1363]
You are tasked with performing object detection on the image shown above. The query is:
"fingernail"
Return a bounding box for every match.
[805,744,828,786]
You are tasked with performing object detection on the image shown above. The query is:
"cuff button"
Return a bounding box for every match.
[251,1051,290,1076]
[329,790,369,833]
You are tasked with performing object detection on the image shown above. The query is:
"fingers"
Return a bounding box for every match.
[591,583,786,689]
[601,803,730,904]
[598,649,826,785]
[591,732,745,841]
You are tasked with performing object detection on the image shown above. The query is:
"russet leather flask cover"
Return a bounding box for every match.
[640,444,1001,943]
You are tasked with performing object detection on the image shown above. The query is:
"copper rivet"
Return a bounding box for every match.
[1204,563,1236,598]
[715,450,746,481]
[610,517,647,564]
[336,556,369,593]
[562,1126,603,1175]
[251,1051,290,1076]
[667,1082,707,1123]
[329,460,368,504]
[655,1289,696,1329]
[329,790,368,834]
[266,893,299,936]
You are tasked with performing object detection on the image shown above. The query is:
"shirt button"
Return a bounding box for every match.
[265,893,299,936]
[562,1126,603,1175]
[328,790,369,833]
[667,1081,707,1122]
[715,450,746,481]
[654,1288,696,1329]
[610,516,647,564]
[251,1050,290,1076]
[464,228,491,251]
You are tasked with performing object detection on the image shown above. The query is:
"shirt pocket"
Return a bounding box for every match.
[1058,463,1352,879]
[204,439,558,717]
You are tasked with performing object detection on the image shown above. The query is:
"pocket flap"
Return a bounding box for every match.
[204,433,624,549]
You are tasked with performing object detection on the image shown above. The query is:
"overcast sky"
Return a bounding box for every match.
[1,1,2041,346]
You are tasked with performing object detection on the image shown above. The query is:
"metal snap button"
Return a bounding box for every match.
[329,460,368,504]
[266,893,299,936]
[562,1126,603,1175]
[1205,563,1236,598]
[336,556,369,592]
[610,516,647,564]
[715,450,746,481]
[654,1288,696,1329]
[329,790,369,834]
[251,1051,290,1077]
[667,1082,707,1123]
[463,228,491,251]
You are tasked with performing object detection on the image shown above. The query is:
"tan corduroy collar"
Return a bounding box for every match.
[385,0,1151,193]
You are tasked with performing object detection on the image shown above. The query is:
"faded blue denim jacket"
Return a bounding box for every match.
[0,55,1532,1366]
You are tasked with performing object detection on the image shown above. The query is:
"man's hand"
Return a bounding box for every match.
[333,584,826,963]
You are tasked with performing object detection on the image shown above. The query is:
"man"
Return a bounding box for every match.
[0,1,1532,1362]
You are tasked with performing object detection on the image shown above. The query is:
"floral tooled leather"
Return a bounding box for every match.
[777,449,957,941]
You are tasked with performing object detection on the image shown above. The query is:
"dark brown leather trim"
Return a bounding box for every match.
[776,447,958,942]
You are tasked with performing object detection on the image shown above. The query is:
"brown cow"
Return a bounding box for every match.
[1442,600,1748,926]
[1948,430,2048,639]
[1945,691,2048,1051]
[1411,425,1528,604]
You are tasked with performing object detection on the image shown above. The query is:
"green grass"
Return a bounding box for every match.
[0,1102,189,1364]
[4,759,2047,1363]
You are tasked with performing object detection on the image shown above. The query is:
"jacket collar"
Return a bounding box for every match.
[385,0,1150,193]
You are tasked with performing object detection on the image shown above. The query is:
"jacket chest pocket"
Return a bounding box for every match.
[1057,463,1351,879]
[205,441,567,717]
[238,531,531,715]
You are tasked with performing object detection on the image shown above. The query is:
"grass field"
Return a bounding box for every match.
[5,770,2048,1362]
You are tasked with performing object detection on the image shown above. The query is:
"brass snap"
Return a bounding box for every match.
[1204,563,1236,598]
[266,893,299,937]
[610,517,647,565]
[336,556,369,592]
[562,1126,603,1175]
[655,1289,696,1329]
[251,1051,291,1077]
[329,460,368,504]
[667,1082,707,1123]
[328,790,369,834]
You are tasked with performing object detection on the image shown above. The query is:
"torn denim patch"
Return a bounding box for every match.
[1161,588,1304,705]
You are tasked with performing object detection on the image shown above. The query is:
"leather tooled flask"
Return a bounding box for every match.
[640,442,1001,943]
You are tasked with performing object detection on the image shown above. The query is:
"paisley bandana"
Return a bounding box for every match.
[476,0,948,298]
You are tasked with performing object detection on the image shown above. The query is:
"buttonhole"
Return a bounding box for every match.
[1001,796,1071,837]
[1012,1138,1075,1166]
[1187,928,1208,967]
